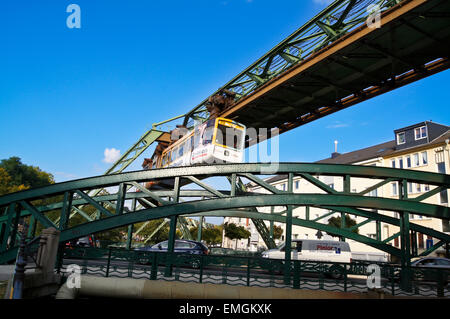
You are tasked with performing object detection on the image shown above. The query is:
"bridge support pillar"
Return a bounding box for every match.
[165,216,177,277]
[197,216,204,242]
[399,180,412,292]
[284,174,293,285]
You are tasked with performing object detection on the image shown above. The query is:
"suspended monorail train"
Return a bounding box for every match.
[150,117,246,169]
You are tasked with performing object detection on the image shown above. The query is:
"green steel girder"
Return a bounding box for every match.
[1,163,449,265]
[182,0,407,127]
[1,163,448,206]
[229,174,277,249]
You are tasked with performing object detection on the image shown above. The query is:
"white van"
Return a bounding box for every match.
[351,251,389,263]
[261,239,352,263]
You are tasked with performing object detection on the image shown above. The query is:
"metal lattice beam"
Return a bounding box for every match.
[1,163,449,265]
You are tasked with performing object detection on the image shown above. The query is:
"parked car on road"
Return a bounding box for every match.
[410,257,450,284]
[411,257,450,268]
[65,235,96,249]
[134,240,209,267]
[136,239,209,254]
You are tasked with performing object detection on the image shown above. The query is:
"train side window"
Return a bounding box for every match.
[172,149,177,161]
[203,127,214,145]
[179,144,184,157]
[189,136,194,151]
[194,130,201,148]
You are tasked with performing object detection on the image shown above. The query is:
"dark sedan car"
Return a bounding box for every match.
[410,257,450,284]
[135,240,209,267]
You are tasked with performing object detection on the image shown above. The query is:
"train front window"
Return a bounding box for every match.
[215,123,244,150]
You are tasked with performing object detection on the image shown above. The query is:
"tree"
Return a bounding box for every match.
[272,225,283,240]
[0,157,54,190]
[0,167,28,195]
[326,214,359,238]
[190,224,223,246]
[223,222,251,249]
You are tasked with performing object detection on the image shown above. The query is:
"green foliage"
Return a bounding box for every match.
[272,225,283,240]
[224,222,251,241]
[190,224,223,246]
[0,157,54,190]
[133,219,170,245]
[326,214,359,237]
[0,167,28,195]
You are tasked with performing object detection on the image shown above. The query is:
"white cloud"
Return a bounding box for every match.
[103,148,121,164]
[326,122,350,129]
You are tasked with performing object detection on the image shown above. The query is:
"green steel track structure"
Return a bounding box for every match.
[182,0,450,131]
[48,0,450,247]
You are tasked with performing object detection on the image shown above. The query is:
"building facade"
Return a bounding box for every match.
[224,121,450,258]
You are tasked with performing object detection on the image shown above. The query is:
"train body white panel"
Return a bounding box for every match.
[158,118,246,169]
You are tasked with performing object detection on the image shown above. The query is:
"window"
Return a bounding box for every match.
[397,132,406,144]
[414,126,427,140]
[413,153,419,167]
[202,127,215,145]
[281,184,286,191]
[437,162,448,204]
[421,151,428,165]
[392,183,398,196]
[175,241,193,249]
[437,259,450,266]
[215,121,244,150]
[436,150,444,164]
[416,183,421,193]
[391,160,396,168]
[159,241,169,249]
[295,181,299,189]
[162,154,168,167]
[424,184,430,192]
[408,182,413,194]
[172,148,178,161]
[328,183,334,189]
[369,189,378,197]
[178,144,184,157]
[398,158,404,169]
[406,156,411,168]
[440,190,448,204]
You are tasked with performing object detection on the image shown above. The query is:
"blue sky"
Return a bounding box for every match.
[1,0,449,183]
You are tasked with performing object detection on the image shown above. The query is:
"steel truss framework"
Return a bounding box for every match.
[182,0,450,130]
[54,0,450,243]
[0,163,449,269]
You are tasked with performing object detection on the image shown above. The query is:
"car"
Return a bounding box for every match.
[63,235,96,258]
[410,257,450,284]
[411,257,450,268]
[65,235,96,249]
[134,240,209,267]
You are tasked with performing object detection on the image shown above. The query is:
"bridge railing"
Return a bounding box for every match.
[59,247,449,298]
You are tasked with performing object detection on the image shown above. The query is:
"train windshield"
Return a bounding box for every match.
[214,121,244,150]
